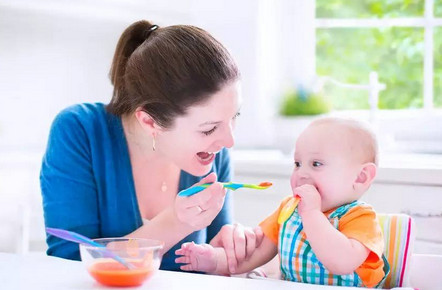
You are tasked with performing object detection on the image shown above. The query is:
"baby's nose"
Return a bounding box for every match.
[296,169,310,180]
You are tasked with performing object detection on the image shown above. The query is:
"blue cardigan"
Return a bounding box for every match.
[40,103,233,271]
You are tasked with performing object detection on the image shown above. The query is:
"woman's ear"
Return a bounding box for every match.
[353,162,377,194]
[134,108,162,134]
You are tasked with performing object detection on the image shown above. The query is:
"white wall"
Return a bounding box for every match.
[0,0,194,151]
[0,0,316,151]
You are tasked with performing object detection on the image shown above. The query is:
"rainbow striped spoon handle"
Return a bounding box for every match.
[46,227,134,269]
[178,181,272,197]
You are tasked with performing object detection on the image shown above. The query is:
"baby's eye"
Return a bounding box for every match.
[294,161,301,168]
[312,161,323,167]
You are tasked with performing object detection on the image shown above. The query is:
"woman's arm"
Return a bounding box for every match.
[127,173,227,253]
[126,207,193,253]
[41,109,100,260]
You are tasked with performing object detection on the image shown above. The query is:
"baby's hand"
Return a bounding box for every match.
[294,184,321,215]
[175,242,218,273]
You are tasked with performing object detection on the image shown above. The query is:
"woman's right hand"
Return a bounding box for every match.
[174,172,226,231]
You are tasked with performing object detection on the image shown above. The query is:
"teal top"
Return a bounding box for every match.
[40,103,233,271]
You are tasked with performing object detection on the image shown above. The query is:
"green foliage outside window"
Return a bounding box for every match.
[316,0,424,18]
[317,28,424,109]
[316,0,441,110]
[436,0,442,17]
[435,27,442,107]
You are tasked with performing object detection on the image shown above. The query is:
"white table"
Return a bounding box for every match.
[0,253,411,290]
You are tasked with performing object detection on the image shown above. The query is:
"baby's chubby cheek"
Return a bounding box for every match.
[290,177,297,191]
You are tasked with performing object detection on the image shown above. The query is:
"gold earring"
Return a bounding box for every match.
[152,135,156,151]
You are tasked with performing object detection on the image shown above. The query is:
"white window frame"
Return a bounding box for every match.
[315,0,441,110]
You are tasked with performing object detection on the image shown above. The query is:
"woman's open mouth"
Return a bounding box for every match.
[196,151,216,165]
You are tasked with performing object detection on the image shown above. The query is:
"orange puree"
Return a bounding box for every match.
[88,260,153,287]
[259,182,272,187]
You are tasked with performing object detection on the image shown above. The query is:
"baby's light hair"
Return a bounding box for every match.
[309,117,379,166]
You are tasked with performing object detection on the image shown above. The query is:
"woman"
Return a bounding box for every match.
[40,20,262,273]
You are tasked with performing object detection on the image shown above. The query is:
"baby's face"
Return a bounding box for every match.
[290,123,363,211]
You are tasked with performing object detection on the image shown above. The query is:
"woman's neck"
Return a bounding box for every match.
[121,114,170,168]
[121,114,181,196]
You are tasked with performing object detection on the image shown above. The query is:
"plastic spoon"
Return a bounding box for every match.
[178,181,272,197]
[46,227,135,269]
[277,196,301,224]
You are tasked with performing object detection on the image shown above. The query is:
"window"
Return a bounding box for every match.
[316,0,442,110]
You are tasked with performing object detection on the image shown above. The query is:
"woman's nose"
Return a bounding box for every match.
[220,124,235,148]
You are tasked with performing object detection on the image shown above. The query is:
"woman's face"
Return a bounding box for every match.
[156,81,242,176]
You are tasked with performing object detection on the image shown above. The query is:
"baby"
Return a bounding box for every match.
[176,117,389,288]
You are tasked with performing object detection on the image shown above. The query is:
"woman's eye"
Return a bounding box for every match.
[312,161,322,167]
[294,161,301,168]
[202,126,217,136]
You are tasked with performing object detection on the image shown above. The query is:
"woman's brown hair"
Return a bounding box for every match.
[107,20,240,128]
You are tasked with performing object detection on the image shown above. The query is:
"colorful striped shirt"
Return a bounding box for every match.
[260,197,389,288]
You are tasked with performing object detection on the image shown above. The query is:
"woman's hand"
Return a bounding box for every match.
[174,172,226,231]
[209,223,264,274]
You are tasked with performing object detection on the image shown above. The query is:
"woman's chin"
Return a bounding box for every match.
[186,155,216,176]
[195,166,213,177]
[183,163,213,177]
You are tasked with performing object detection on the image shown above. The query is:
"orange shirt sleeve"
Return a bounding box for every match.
[338,204,385,288]
[258,196,293,245]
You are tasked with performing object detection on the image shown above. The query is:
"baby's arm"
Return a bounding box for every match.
[296,185,370,275]
[175,236,277,275]
[302,211,369,274]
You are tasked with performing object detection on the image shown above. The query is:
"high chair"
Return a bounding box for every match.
[377,213,415,288]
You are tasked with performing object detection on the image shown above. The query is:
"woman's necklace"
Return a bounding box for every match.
[161,181,167,192]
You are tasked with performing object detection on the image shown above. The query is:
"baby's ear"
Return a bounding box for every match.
[353,162,377,194]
